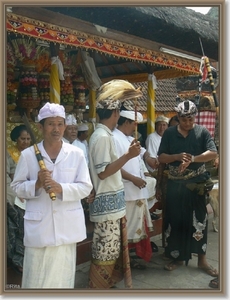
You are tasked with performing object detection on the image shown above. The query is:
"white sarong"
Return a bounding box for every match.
[126,199,153,243]
[22,244,76,288]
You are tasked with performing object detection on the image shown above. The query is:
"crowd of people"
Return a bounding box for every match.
[7,79,219,289]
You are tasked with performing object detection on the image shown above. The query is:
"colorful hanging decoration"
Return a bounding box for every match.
[60,68,74,108]
[38,72,50,102]
[6,12,200,74]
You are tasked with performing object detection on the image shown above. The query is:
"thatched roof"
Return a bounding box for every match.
[45,6,219,60]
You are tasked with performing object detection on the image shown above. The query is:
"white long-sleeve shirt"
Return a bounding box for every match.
[112,128,148,201]
[72,139,89,166]
[11,141,93,248]
[145,131,162,172]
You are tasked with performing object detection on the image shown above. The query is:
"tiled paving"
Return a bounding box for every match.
[5,212,220,296]
[74,212,220,292]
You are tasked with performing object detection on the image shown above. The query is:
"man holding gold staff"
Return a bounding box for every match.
[11,102,93,288]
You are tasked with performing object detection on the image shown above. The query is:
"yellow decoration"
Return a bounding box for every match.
[147,75,156,134]
[50,63,60,103]
[7,145,21,164]
[89,90,96,121]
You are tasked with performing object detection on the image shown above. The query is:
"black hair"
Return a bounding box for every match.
[39,119,46,126]
[117,105,134,125]
[169,115,179,127]
[96,108,114,120]
[10,125,29,142]
[117,116,133,126]
[39,118,66,126]
[77,131,84,138]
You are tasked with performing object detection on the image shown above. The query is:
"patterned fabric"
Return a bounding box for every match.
[91,219,121,261]
[126,199,153,262]
[168,164,206,180]
[6,12,201,74]
[7,146,21,164]
[174,100,197,117]
[7,148,25,269]
[96,99,121,110]
[89,189,126,221]
[7,203,24,269]
[88,217,132,289]
[164,178,208,265]
[195,111,216,137]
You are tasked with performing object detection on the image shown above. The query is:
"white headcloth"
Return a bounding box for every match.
[65,114,77,125]
[38,102,65,121]
[78,124,89,131]
[120,110,143,123]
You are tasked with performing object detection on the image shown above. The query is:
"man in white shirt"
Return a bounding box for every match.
[11,103,93,288]
[76,123,89,164]
[63,114,88,165]
[145,115,169,175]
[77,123,89,152]
[113,110,158,269]
[62,114,78,144]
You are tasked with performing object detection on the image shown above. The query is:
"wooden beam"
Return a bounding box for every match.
[101,69,196,83]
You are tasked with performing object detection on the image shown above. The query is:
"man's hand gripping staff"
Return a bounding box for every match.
[34,144,56,201]
[22,114,56,201]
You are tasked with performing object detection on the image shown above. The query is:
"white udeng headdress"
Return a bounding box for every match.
[96,79,142,110]
[38,102,65,121]
[120,110,143,123]
[65,114,77,125]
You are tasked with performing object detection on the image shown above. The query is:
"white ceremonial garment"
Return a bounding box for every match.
[145,131,162,172]
[112,128,148,201]
[82,139,89,150]
[11,141,93,248]
[22,244,76,288]
[141,160,157,209]
[62,137,71,143]
[72,139,89,165]
[126,200,153,242]
[14,196,26,210]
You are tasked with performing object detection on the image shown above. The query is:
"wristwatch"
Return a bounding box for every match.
[191,155,195,162]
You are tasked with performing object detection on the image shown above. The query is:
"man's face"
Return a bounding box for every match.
[155,121,168,136]
[178,116,195,131]
[80,131,88,141]
[41,117,67,142]
[64,125,78,143]
[126,120,136,136]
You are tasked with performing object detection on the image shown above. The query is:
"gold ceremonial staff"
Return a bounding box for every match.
[22,113,56,201]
